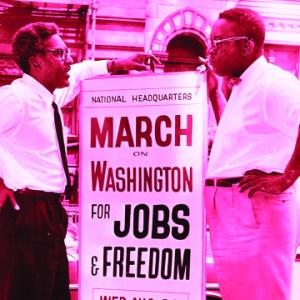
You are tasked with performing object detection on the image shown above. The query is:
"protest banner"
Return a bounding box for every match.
[79,72,207,300]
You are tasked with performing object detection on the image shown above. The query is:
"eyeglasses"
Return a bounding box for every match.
[39,48,71,61]
[209,36,249,51]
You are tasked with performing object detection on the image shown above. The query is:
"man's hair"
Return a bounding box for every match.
[12,22,59,73]
[219,8,265,50]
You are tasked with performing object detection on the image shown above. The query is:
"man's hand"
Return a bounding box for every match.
[0,178,19,211]
[205,69,226,123]
[110,53,161,73]
[207,68,220,100]
[239,169,291,197]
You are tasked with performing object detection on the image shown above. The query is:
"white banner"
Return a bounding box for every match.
[79,72,207,300]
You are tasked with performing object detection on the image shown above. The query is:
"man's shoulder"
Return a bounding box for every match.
[0,78,28,103]
[253,61,300,92]
[0,83,17,98]
[265,61,297,80]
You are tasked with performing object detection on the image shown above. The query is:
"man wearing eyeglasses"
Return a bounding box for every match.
[204,7,300,300]
[0,22,159,300]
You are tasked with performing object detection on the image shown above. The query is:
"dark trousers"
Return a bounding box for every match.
[0,191,71,300]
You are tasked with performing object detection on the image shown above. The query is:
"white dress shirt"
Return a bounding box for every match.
[0,60,108,192]
[207,56,300,178]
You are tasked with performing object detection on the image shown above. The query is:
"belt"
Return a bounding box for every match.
[205,177,243,187]
[16,188,64,201]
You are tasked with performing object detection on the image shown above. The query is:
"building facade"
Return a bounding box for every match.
[1,0,300,202]
[1,0,300,132]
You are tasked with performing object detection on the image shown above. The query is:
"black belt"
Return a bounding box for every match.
[205,177,243,187]
[15,188,64,201]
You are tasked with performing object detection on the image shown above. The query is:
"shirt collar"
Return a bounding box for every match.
[226,56,267,91]
[239,55,267,83]
[21,73,54,106]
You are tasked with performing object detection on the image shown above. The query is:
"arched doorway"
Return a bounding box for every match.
[165,34,206,72]
[150,7,211,73]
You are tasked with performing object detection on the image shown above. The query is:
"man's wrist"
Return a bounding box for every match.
[281,171,297,190]
[111,59,116,73]
[0,177,4,187]
[108,59,120,74]
[107,59,114,73]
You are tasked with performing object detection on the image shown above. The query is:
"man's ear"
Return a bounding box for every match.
[242,40,254,56]
[29,56,41,70]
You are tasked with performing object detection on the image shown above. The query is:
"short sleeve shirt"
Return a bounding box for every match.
[207,56,300,178]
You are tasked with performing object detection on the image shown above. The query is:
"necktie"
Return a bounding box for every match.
[52,101,71,200]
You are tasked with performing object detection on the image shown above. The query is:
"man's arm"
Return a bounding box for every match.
[282,127,300,186]
[0,178,19,211]
[107,53,160,73]
[239,126,300,197]
[207,70,227,124]
[55,53,160,107]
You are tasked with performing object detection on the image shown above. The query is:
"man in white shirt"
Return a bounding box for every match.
[0,21,158,300]
[205,7,300,300]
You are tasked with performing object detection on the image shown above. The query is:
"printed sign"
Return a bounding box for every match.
[79,72,207,300]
